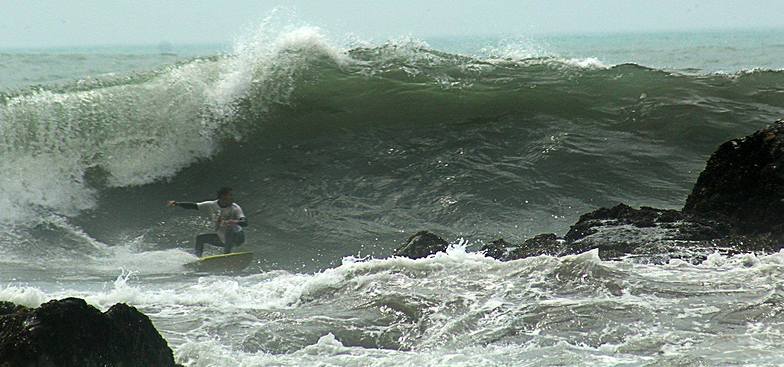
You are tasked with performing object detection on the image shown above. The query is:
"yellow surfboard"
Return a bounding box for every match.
[185,252,254,272]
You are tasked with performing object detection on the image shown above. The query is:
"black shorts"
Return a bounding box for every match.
[196,231,245,248]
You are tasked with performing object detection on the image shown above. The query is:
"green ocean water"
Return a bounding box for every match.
[2,27,784,366]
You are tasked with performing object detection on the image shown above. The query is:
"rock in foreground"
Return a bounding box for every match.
[0,298,180,367]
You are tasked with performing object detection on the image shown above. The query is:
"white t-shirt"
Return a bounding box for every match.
[197,200,245,242]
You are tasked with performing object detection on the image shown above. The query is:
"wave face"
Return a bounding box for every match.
[3,27,784,270]
[3,23,784,366]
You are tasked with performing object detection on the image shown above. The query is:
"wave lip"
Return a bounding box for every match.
[4,28,782,227]
[0,25,347,226]
[3,25,784,272]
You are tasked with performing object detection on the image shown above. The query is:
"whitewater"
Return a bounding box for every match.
[2,20,784,366]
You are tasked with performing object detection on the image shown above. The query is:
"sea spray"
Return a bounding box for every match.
[4,249,784,365]
[3,23,784,366]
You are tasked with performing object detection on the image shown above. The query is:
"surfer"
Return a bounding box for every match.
[166,187,247,257]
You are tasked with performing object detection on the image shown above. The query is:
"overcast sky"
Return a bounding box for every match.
[2,0,783,48]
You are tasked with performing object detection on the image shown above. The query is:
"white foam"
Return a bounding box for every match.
[480,38,609,70]
[0,22,346,226]
[562,57,609,69]
[0,285,47,308]
[5,248,784,365]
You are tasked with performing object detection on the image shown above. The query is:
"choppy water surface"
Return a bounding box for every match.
[2,23,784,366]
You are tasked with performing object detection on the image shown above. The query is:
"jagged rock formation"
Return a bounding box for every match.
[0,298,181,367]
[684,119,784,234]
[395,121,784,263]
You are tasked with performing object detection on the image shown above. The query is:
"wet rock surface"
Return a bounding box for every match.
[559,204,738,262]
[479,238,515,260]
[394,231,449,259]
[684,119,784,234]
[0,297,181,367]
[395,121,784,263]
[504,234,564,260]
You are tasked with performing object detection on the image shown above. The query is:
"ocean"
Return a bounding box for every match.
[2,24,784,366]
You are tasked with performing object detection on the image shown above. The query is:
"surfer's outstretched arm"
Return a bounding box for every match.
[165,201,199,210]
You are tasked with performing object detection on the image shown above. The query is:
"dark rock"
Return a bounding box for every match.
[548,204,731,262]
[0,301,26,317]
[483,204,737,263]
[684,120,784,234]
[505,233,563,260]
[558,204,734,261]
[0,297,181,367]
[564,204,685,243]
[400,122,784,264]
[480,238,514,260]
[393,231,449,259]
[699,234,782,255]
[675,216,733,241]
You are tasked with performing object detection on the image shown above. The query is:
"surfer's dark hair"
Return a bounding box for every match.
[216,187,233,198]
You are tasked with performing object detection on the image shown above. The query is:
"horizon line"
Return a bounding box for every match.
[2,25,782,51]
